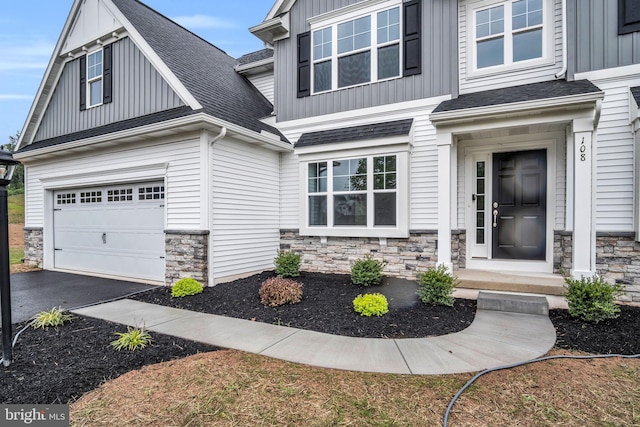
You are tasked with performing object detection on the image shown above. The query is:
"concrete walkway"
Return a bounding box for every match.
[72,292,557,375]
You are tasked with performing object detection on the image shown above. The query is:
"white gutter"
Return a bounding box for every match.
[430,91,605,126]
[209,126,227,145]
[14,112,292,160]
[555,0,568,79]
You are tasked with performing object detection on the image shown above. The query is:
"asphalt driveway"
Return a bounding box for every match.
[6,271,156,323]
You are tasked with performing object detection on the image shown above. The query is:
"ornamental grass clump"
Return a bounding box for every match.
[111,326,152,351]
[417,264,458,307]
[274,250,301,278]
[31,307,73,329]
[353,293,389,317]
[259,276,303,307]
[171,277,204,298]
[564,275,624,323]
[351,256,386,286]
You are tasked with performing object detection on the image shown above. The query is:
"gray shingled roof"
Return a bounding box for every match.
[433,80,602,113]
[19,107,197,153]
[237,48,274,66]
[112,0,286,140]
[296,119,414,148]
[631,87,640,106]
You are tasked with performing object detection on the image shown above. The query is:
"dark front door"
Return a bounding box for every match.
[492,149,547,260]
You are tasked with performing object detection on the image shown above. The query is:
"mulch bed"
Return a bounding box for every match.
[1,270,638,404]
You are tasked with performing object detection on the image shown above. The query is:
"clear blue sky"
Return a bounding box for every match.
[0,0,271,146]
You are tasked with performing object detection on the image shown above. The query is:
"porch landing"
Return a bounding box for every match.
[455,269,567,297]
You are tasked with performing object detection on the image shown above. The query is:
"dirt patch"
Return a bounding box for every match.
[9,223,22,247]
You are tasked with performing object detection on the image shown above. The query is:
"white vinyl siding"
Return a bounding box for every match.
[24,136,202,229]
[247,71,275,104]
[459,0,563,94]
[583,75,639,231]
[211,138,280,282]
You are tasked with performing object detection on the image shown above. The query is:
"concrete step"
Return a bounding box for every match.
[456,269,567,296]
[477,291,549,316]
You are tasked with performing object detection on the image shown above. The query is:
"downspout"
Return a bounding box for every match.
[555,0,568,79]
[206,126,226,287]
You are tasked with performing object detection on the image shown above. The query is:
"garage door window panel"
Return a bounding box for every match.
[57,193,76,205]
[107,188,133,202]
[139,185,165,201]
[80,191,102,204]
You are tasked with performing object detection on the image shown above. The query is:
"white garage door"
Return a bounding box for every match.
[53,182,165,282]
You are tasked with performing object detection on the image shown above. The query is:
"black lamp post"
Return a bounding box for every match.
[0,150,20,367]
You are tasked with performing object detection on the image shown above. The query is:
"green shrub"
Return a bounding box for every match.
[259,277,303,307]
[564,275,623,323]
[274,251,301,278]
[111,326,152,351]
[171,278,204,298]
[353,293,389,317]
[351,256,385,286]
[31,307,73,329]
[417,265,458,307]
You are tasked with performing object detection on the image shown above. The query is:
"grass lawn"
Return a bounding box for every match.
[8,193,24,225]
[9,247,23,264]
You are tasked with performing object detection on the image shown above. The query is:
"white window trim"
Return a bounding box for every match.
[466,0,554,79]
[310,0,402,94]
[297,139,410,238]
[87,48,103,108]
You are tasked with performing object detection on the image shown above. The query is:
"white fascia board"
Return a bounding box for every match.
[265,0,297,21]
[249,14,290,44]
[294,135,411,158]
[103,0,202,111]
[235,57,275,74]
[15,113,292,161]
[16,0,83,151]
[429,92,605,127]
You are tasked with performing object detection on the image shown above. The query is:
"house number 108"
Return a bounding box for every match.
[579,137,586,162]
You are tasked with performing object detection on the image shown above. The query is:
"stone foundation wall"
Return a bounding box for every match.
[24,227,43,268]
[164,230,209,286]
[596,232,640,302]
[553,230,572,275]
[279,230,465,280]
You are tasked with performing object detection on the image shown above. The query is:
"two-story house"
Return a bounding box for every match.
[16,0,640,302]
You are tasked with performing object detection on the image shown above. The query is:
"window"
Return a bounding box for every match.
[107,188,133,202]
[306,155,399,230]
[139,185,165,201]
[311,4,401,93]
[87,50,103,107]
[473,0,546,71]
[80,191,102,204]
[56,193,76,205]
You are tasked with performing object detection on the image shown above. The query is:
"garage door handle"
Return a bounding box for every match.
[102,233,107,244]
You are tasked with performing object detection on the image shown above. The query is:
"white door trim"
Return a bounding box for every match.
[463,139,556,273]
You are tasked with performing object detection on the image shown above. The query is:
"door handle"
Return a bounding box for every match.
[492,202,499,228]
[102,233,107,244]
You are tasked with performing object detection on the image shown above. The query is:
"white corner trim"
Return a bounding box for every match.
[39,162,168,189]
[103,0,203,111]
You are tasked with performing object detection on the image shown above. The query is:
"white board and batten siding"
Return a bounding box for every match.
[211,138,281,283]
[458,0,564,94]
[24,136,205,280]
[278,98,444,232]
[573,67,640,232]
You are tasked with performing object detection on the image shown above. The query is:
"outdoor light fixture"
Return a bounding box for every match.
[0,149,20,366]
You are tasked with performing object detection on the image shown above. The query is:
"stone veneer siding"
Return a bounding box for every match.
[165,230,209,286]
[596,232,640,302]
[23,227,43,268]
[553,230,572,275]
[279,230,466,280]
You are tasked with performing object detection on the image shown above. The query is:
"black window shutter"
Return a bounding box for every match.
[619,0,640,35]
[79,55,86,111]
[103,44,113,104]
[403,0,422,77]
[297,31,311,98]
